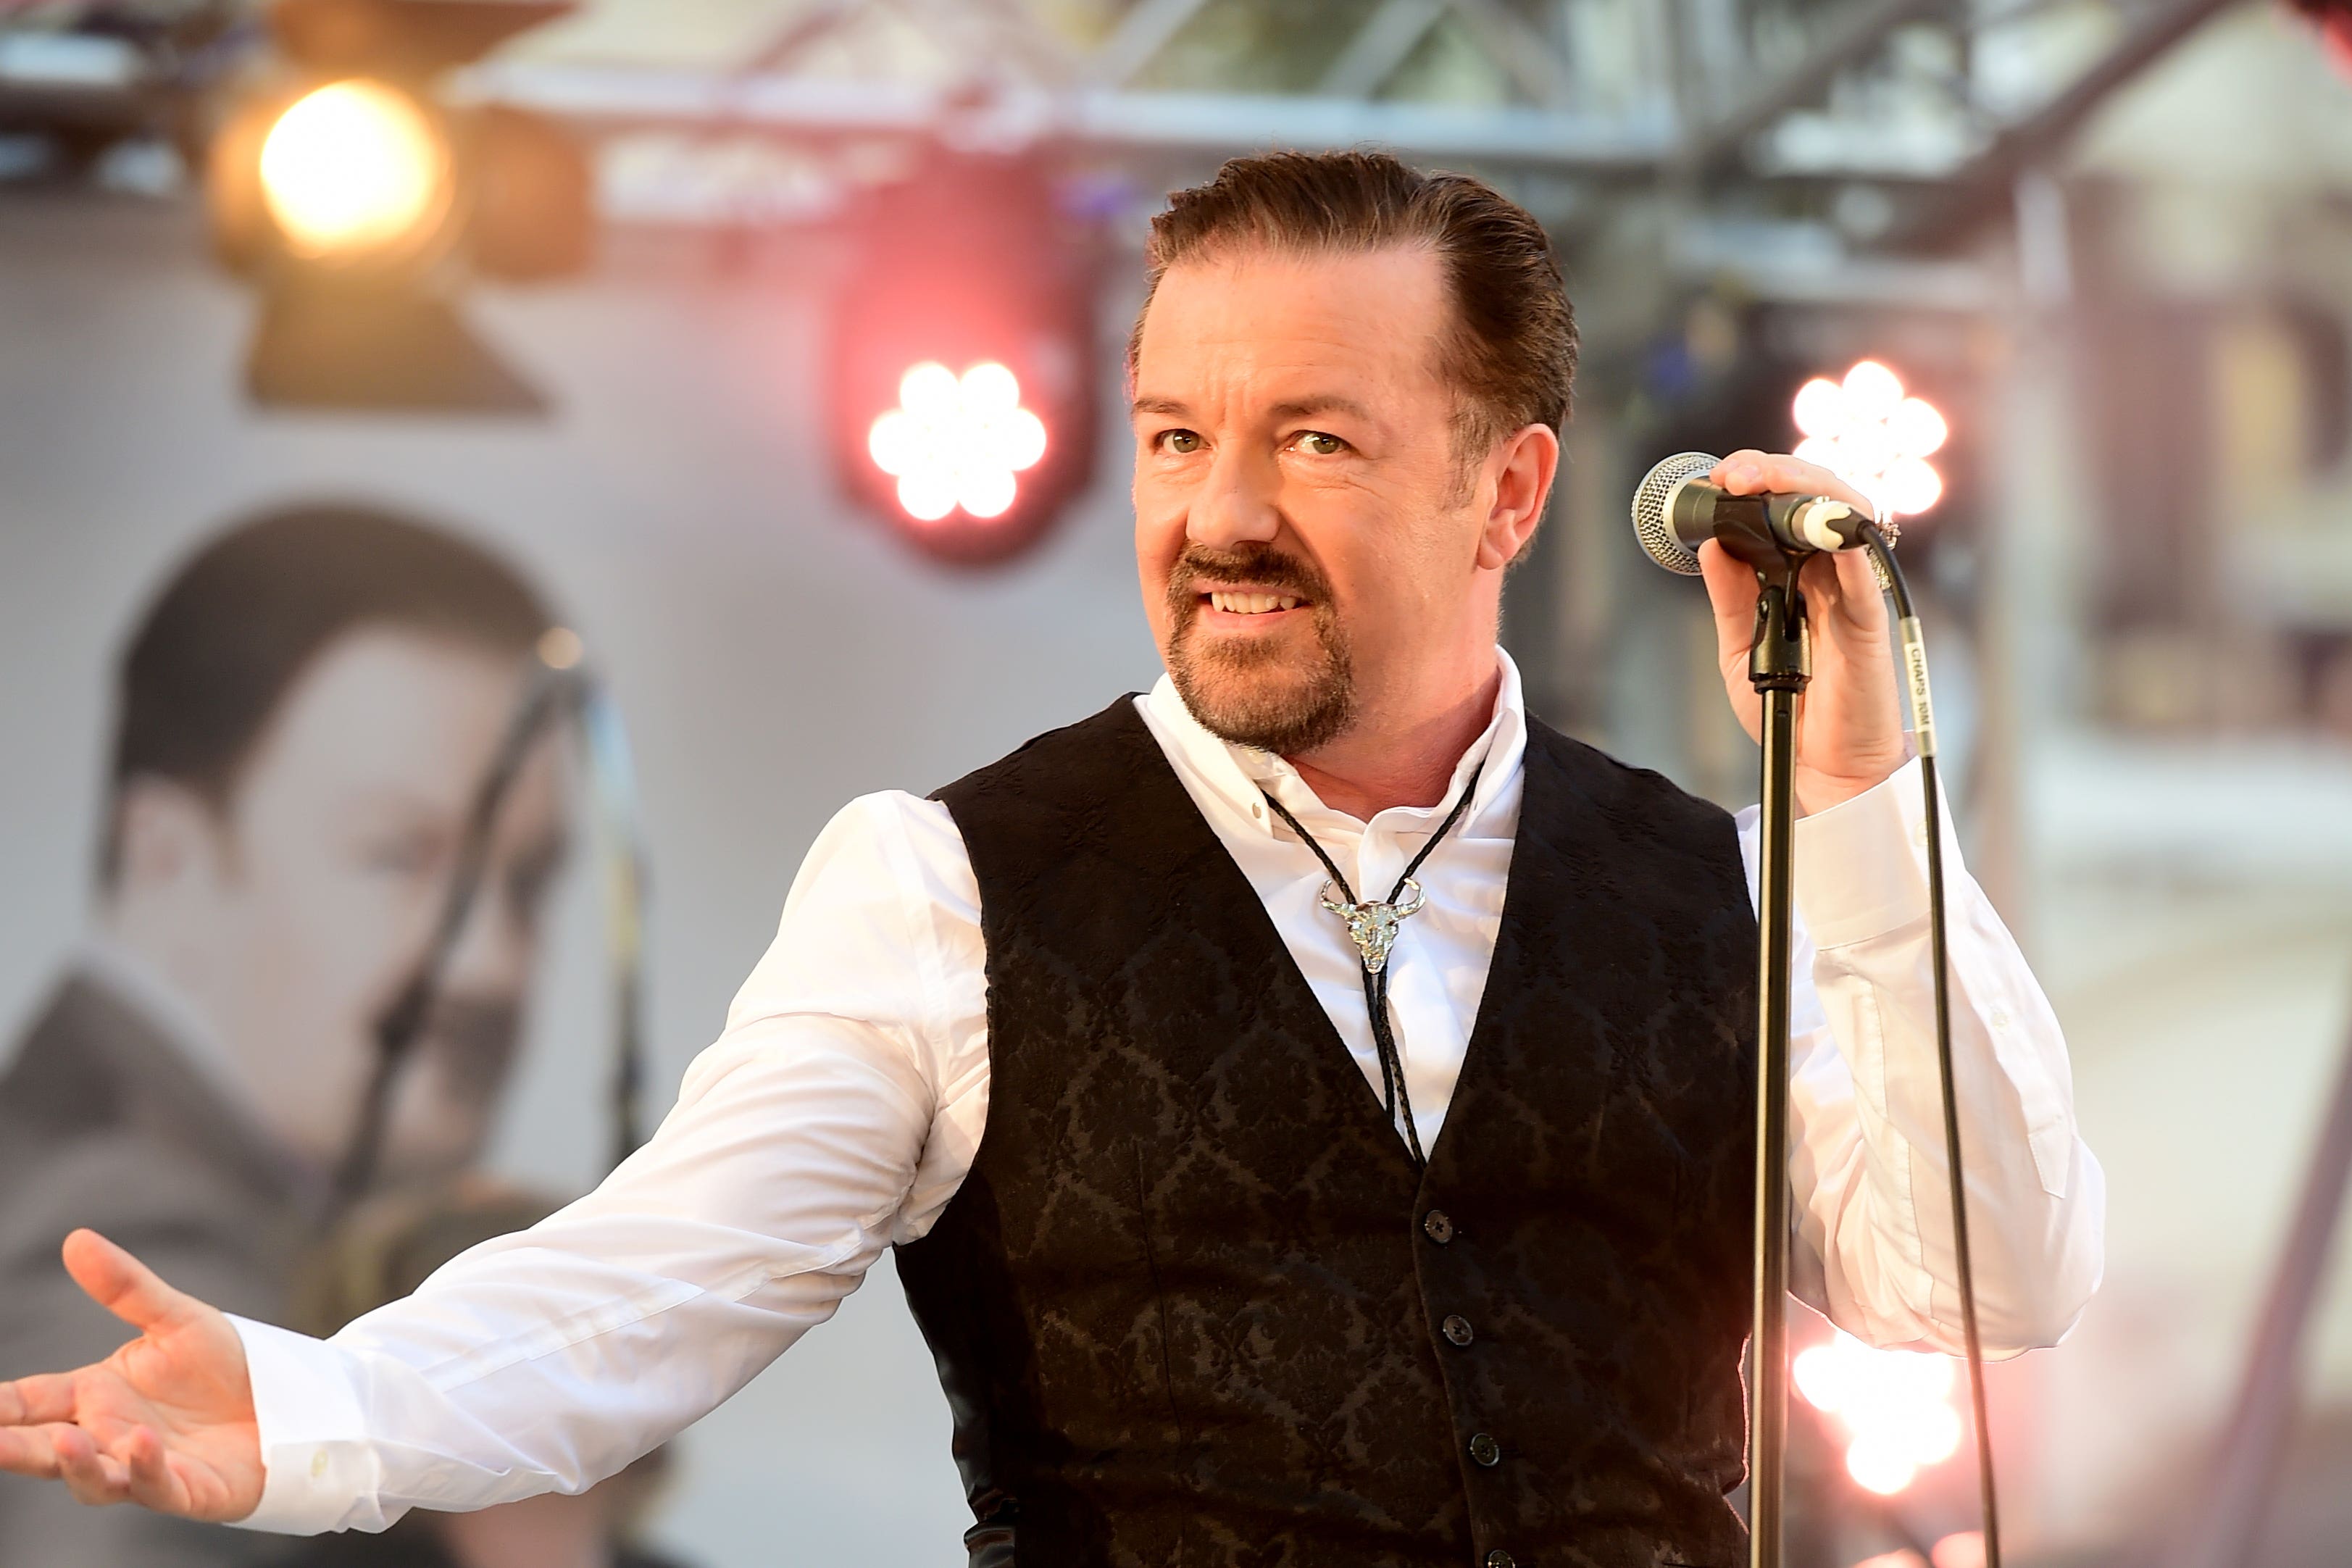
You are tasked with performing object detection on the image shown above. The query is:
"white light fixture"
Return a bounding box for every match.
[1791,359,1948,524]
[1793,1328,1965,1496]
[867,361,1049,525]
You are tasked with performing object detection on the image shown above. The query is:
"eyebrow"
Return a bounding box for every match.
[1127,394,1377,424]
[1267,396,1375,425]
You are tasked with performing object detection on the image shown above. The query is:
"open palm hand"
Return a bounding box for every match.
[0,1229,263,1521]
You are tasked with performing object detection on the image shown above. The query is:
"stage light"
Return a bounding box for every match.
[1794,1329,1964,1496]
[259,80,451,260]
[827,146,1102,566]
[1790,359,1948,524]
[205,1,591,410]
[867,361,1050,525]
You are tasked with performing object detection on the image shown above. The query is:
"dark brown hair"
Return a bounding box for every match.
[104,504,550,883]
[1132,150,1577,454]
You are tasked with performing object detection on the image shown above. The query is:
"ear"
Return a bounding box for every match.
[1474,422,1561,572]
[108,777,232,907]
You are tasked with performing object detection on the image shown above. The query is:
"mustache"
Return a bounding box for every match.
[1166,542,1333,614]
[402,998,525,1105]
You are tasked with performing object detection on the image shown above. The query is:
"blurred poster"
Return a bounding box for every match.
[0,505,572,1567]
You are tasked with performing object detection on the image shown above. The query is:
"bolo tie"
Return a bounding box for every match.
[1258,762,1483,1168]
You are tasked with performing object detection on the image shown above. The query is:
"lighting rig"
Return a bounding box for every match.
[204,0,591,409]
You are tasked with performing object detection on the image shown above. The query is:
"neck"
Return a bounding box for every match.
[1285,659,1501,820]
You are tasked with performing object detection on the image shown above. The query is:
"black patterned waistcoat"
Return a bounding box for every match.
[896,698,1759,1568]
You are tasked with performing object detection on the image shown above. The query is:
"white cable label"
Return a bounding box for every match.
[1899,614,1936,758]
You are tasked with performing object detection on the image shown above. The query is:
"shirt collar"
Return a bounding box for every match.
[1141,646,1527,840]
[71,933,322,1188]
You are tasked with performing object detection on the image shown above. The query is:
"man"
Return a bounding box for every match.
[0,505,566,1567]
[0,154,2102,1568]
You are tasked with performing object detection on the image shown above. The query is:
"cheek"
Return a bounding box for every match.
[239,851,438,1017]
[1133,488,1185,604]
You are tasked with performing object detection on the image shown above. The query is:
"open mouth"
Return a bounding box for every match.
[1198,587,1308,621]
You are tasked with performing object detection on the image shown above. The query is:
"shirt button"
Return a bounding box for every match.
[1468,1431,1501,1467]
[310,1448,329,1479]
[1442,1314,1475,1347]
[1422,1209,1455,1244]
[1486,1552,1517,1568]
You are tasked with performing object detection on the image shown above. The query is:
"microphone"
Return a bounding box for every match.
[1629,450,1886,576]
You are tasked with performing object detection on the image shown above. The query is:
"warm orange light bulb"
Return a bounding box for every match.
[259,80,449,259]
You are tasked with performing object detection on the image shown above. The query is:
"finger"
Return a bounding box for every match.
[62,1230,195,1336]
[0,1372,79,1428]
[0,1423,71,1478]
[1829,545,1890,623]
[1709,450,1771,494]
[1800,546,1890,633]
[1712,450,1877,518]
[123,1425,188,1515]
[55,1425,130,1507]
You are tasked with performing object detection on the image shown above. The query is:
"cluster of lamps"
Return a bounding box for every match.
[1792,359,1948,522]
[1794,1327,1965,1496]
[867,362,1050,525]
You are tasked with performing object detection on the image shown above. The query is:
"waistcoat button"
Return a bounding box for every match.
[1468,1431,1501,1467]
[1422,1209,1454,1243]
[1442,1314,1475,1347]
[1485,1553,1516,1568]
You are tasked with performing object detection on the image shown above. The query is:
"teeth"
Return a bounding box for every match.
[1209,591,1301,615]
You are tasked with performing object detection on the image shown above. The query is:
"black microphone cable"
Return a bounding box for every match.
[328,633,653,1214]
[1857,520,2001,1568]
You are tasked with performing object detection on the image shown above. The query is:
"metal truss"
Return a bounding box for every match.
[459,0,2253,254]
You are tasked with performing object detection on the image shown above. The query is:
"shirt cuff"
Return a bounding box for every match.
[226,1316,376,1536]
[1793,757,1955,949]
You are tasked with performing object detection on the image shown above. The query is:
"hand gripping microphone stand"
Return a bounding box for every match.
[1632,452,1998,1568]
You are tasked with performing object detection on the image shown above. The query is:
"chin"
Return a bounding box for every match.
[1177,662,1355,755]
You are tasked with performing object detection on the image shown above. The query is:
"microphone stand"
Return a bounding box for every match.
[1736,538,1811,1568]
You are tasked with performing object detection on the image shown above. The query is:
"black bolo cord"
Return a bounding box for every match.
[1259,762,1483,1169]
[1859,521,2001,1568]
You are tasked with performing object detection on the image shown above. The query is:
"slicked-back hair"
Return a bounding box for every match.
[103,504,551,885]
[1131,150,1577,456]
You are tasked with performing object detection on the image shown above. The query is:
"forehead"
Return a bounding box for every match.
[1133,243,1452,403]
[236,626,525,809]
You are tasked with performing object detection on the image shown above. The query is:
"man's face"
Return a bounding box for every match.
[1130,243,1538,754]
[112,627,565,1181]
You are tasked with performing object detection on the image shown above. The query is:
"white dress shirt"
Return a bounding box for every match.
[230,651,2103,1536]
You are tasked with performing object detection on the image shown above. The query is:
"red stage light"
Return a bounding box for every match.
[827,148,1101,566]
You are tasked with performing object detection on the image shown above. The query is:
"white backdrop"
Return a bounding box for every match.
[0,194,1164,1566]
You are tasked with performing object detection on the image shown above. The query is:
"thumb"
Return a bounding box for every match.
[62,1230,195,1336]
[1696,541,1763,671]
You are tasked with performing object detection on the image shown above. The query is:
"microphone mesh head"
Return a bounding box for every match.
[1630,451,1718,575]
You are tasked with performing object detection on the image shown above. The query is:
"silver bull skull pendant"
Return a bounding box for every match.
[1319,879,1427,975]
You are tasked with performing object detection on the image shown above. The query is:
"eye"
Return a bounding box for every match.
[1156,429,1203,454]
[361,831,443,880]
[1293,431,1346,456]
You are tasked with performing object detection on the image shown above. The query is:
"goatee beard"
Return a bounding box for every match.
[1164,542,1356,754]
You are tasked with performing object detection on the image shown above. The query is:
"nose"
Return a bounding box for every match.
[1188,441,1282,552]
[437,856,533,1002]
